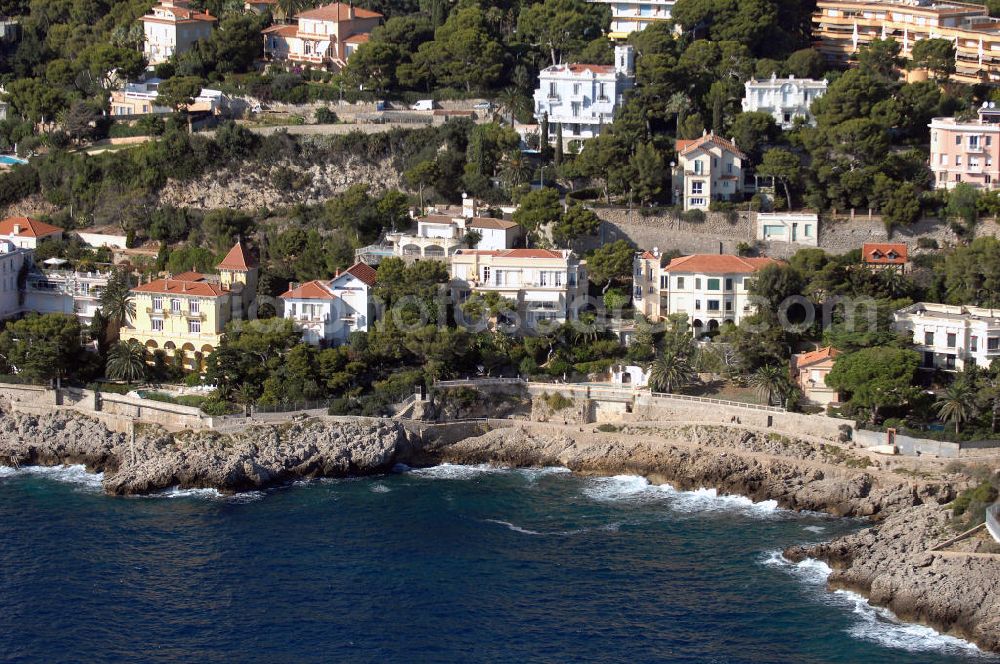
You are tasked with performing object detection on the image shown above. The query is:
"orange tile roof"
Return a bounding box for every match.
[217,240,257,271]
[297,2,383,21]
[456,249,568,259]
[795,346,841,370]
[263,24,298,36]
[132,277,225,297]
[638,250,657,260]
[280,280,336,300]
[344,261,377,286]
[0,216,63,238]
[676,132,747,160]
[862,242,908,265]
[663,254,780,274]
[468,217,519,230]
[344,33,370,44]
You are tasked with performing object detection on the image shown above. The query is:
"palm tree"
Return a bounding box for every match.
[648,349,694,394]
[935,382,978,435]
[235,383,257,417]
[494,87,529,126]
[99,269,135,333]
[106,340,148,384]
[880,267,909,299]
[276,0,307,22]
[500,150,532,191]
[749,364,789,406]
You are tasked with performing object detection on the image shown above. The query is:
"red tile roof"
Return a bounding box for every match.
[344,261,377,287]
[638,250,657,260]
[0,216,63,238]
[263,24,298,36]
[132,277,225,297]
[862,242,908,265]
[280,280,336,300]
[297,2,383,21]
[676,132,747,160]
[663,254,780,274]
[344,33,371,44]
[794,346,841,370]
[217,240,257,271]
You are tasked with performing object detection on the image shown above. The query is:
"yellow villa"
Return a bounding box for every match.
[122,241,258,369]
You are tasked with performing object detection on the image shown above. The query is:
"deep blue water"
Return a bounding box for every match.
[0,463,993,664]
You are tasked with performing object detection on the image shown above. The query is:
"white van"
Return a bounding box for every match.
[410,99,435,111]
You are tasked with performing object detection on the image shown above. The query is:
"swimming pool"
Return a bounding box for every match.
[0,155,27,166]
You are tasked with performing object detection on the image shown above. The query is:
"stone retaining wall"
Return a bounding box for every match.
[854,428,1000,458]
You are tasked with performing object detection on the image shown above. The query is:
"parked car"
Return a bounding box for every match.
[410,99,435,111]
[473,101,493,111]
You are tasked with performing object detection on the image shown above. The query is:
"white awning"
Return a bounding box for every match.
[315,40,331,56]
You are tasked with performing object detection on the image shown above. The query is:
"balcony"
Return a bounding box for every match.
[182,310,205,320]
[546,93,560,102]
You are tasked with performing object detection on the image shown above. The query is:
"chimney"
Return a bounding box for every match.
[348,1,354,19]
[12,224,20,235]
[462,192,475,219]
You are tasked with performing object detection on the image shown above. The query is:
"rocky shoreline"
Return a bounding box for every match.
[1,407,998,653]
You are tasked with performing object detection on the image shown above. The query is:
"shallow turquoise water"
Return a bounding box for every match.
[0,463,992,663]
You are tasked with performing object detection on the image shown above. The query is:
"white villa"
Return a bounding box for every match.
[673,132,747,211]
[0,240,30,320]
[140,0,215,66]
[449,249,588,330]
[0,216,63,250]
[280,262,378,346]
[262,2,382,70]
[893,302,1000,371]
[756,213,819,247]
[587,0,676,38]
[533,45,635,145]
[386,196,522,259]
[633,252,780,333]
[109,79,226,116]
[23,269,111,326]
[741,74,828,129]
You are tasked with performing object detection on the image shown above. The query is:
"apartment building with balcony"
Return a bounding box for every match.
[741,74,828,129]
[894,302,1000,370]
[587,0,676,38]
[930,103,1000,190]
[262,2,382,70]
[110,79,226,117]
[279,262,378,346]
[0,240,29,320]
[637,253,781,334]
[812,0,1000,86]
[672,132,746,211]
[449,249,588,330]
[122,241,257,370]
[141,0,215,66]
[533,45,635,145]
[23,269,111,325]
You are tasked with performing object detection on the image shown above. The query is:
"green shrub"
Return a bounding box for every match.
[542,391,574,411]
[680,209,706,223]
[315,107,338,124]
[950,482,999,518]
[917,237,939,249]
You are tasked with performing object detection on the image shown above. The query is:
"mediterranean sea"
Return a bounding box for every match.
[0,463,993,663]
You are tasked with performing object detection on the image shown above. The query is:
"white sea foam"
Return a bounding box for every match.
[158,486,223,499]
[764,552,986,656]
[804,525,827,534]
[583,474,782,516]
[370,482,391,494]
[485,519,544,535]
[515,466,571,481]
[407,463,506,480]
[484,518,622,537]
[0,464,104,491]
[835,589,985,655]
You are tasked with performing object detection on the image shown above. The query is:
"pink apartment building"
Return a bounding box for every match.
[930,103,1000,190]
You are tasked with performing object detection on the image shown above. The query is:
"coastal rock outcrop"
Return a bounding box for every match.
[785,504,1000,653]
[0,408,413,494]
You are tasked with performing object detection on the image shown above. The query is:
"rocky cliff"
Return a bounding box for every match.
[785,505,1000,653]
[0,409,412,494]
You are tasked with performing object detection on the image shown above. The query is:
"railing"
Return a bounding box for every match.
[988,502,1000,544]
[435,378,526,388]
[253,399,336,414]
[649,391,785,413]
